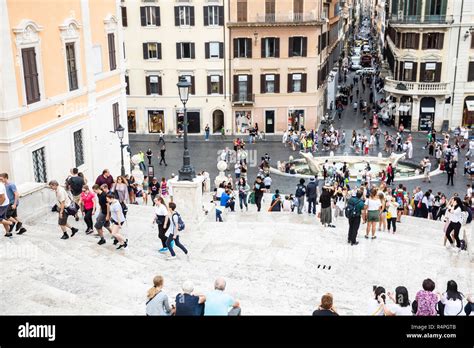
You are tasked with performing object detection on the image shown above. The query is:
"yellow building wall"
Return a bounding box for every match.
[22,115,88,144]
[20,93,88,132]
[7,0,84,105]
[89,0,116,73]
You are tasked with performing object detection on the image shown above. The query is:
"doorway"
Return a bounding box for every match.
[212,109,224,133]
[265,110,275,133]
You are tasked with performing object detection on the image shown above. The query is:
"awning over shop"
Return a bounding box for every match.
[465,100,474,112]
[421,107,435,113]
[398,105,410,113]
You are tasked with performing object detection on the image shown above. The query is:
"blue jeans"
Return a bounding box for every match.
[239,193,248,210]
[205,132,209,140]
[216,209,223,222]
[139,162,146,172]
[166,235,188,257]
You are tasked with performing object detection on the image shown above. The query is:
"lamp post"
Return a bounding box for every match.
[116,124,126,176]
[177,77,196,181]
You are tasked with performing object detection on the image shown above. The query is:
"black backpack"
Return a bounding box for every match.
[345,199,360,218]
[295,185,305,198]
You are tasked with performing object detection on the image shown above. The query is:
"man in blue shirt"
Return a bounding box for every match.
[220,189,235,212]
[175,281,206,316]
[0,173,26,235]
[204,277,241,316]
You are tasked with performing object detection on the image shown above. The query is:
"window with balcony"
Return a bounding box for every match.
[293,0,304,18]
[261,38,279,58]
[288,73,307,93]
[233,74,253,102]
[176,42,195,59]
[175,6,194,26]
[404,0,421,16]
[422,33,444,50]
[143,42,162,60]
[401,33,419,49]
[237,0,247,22]
[260,74,280,94]
[425,0,447,18]
[289,36,307,57]
[400,61,417,82]
[205,42,224,59]
[140,6,160,26]
[265,0,275,22]
[233,38,252,58]
[420,62,441,82]
[146,75,162,95]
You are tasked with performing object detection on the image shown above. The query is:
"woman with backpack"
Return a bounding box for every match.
[445,197,466,252]
[166,202,189,261]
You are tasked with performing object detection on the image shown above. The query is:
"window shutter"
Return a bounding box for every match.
[289,37,294,57]
[143,43,148,59]
[288,74,292,93]
[301,73,307,93]
[275,74,280,93]
[155,7,161,26]
[471,35,474,49]
[191,76,195,94]
[146,76,151,95]
[203,6,209,26]
[125,75,130,95]
[176,43,181,59]
[422,34,428,50]
[302,37,308,57]
[140,7,146,26]
[247,38,252,58]
[233,75,238,96]
[412,62,418,82]
[190,6,195,26]
[157,43,162,59]
[219,75,223,94]
[219,6,224,26]
[121,7,128,27]
[219,42,224,58]
[434,62,442,82]
[275,38,280,58]
[205,42,210,59]
[318,35,321,54]
[399,61,404,81]
[260,74,266,94]
[247,74,253,96]
[191,43,195,59]
[233,38,238,58]
[261,38,265,58]
[414,34,420,50]
[174,7,179,26]
[468,62,474,82]
[158,76,162,95]
[420,63,426,82]
[207,76,211,94]
[22,48,40,104]
[438,33,444,49]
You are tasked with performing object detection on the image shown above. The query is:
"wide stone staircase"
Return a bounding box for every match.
[0,195,473,315]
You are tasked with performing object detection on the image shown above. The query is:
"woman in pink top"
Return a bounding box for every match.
[80,185,96,234]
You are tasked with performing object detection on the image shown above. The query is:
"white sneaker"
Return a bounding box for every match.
[166,255,177,260]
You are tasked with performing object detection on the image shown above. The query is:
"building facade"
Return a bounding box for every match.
[123,0,231,136]
[227,0,344,134]
[0,0,128,184]
[384,0,474,131]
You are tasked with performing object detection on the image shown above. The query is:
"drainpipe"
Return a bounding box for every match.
[451,0,464,129]
[227,0,233,134]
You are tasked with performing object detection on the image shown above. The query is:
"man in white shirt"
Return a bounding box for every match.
[48,180,79,240]
[0,178,13,236]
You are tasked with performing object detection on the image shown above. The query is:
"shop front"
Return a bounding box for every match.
[176,109,200,134]
[148,110,165,133]
[419,97,436,131]
[463,98,474,129]
[235,110,252,134]
[288,109,305,131]
[398,96,412,129]
[127,110,136,133]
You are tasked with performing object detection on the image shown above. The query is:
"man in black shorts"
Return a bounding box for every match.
[0,173,27,235]
[93,184,113,245]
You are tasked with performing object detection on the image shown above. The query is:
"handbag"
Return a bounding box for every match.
[386,211,392,219]
[248,192,256,204]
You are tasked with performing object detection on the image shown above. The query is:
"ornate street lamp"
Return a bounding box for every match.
[177,77,196,181]
[115,124,126,176]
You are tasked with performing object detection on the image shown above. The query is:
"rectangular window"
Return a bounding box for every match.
[294,0,304,16]
[210,75,220,94]
[125,75,130,95]
[289,36,307,57]
[177,42,195,59]
[207,6,220,26]
[146,75,162,95]
[292,74,302,92]
[113,102,120,130]
[66,43,78,91]
[176,6,194,26]
[21,47,40,104]
[108,33,117,71]
[237,0,247,22]
[468,62,474,82]
[32,147,47,183]
[423,33,444,49]
[402,33,419,49]
[121,6,128,27]
[265,74,275,93]
[234,38,252,58]
[209,42,220,58]
[180,75,195,95]
[265,0,275,22]
[423,62,437,82]
[141,6,160,26]
[148,43,158,58]
[426,0,446,16]
[262,38,279,58]
[288,73,307,93]
[238,75,248,100]
[73,129,84,168]
[127,110,136,133]
[403,62,413,81]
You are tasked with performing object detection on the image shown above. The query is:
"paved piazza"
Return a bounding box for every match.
[1,199,472,315]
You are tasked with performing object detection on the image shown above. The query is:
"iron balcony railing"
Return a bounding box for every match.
[232,93,255,104]
[389,14,453,24]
